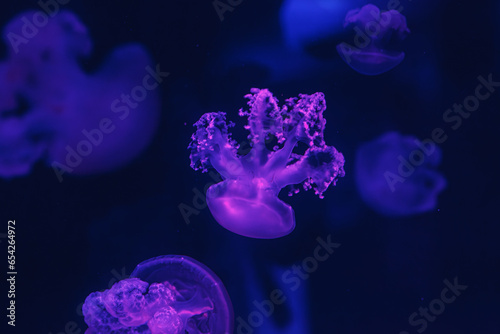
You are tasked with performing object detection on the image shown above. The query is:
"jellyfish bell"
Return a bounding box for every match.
[336,43,405,75]
[131,255,234,334]
[206,178,295,239]
[337,4,410,75]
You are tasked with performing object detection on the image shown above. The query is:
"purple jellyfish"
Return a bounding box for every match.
[0,10,160,180]
[189,88,345,239]
[355,131,446,216]
[83,255,234,334]
[336,4,410,75]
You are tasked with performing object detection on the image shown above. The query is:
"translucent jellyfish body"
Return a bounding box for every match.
[336,4,410,75]
[189,89,345,238]
[0,10,160,179]
[83,255,234,334]
[355,131,446,216]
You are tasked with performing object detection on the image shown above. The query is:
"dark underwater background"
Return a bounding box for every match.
[1,0,499,333]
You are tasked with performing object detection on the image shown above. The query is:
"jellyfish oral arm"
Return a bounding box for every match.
[274,146,344,198]
[189,112,243,179]
[261,134,298,175]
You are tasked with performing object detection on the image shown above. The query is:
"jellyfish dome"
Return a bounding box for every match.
[336,4,410,75]
[355,131,446,216]
[0,10,160,180]
[83,255,234,334]
[189,88,345,239]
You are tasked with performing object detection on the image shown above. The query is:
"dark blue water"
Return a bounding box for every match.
[1,0,499,333]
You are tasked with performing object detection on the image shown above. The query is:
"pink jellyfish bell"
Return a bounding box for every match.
[189,88,345,239]
[336,4,410,75]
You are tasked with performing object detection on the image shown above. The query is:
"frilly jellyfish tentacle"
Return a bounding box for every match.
[131,255,234,334]
[189,112,243,179]
[189,89,345,238]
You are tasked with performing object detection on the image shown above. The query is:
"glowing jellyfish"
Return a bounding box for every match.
[355,131,446,216]
[0,10,160,180]
[336,4,410,75]
[83,255,234,334]
[189,88,345,239]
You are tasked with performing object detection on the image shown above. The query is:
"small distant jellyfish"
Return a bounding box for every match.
[0,10,160,180]
[355,131,446,216]
[336,4,410,75]
[189,88,345,239]
[83,255,234,334]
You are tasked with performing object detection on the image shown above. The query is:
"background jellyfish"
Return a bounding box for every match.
[336,4,410,75]
[83,255,234,334]
[280,0,364,53]
[0,10,160,179]
[189,88,345,239]
[355,131,446,216]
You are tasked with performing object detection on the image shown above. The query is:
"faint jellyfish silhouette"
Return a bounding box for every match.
[336,4,410,75]
[0,60,51,176]
[355,131,446,216]
[241,264,310,334]
[0,10,160,179]
[280,0,362,53]
[189,88,345,239]
[83,255,234,334]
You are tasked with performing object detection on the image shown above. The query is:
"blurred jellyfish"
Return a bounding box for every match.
[0,10,160,179]
[336,4,410,75]
[189,88,345,238]
[355,131,446,216]
[280,0,364,53]
[83,255,234,334]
